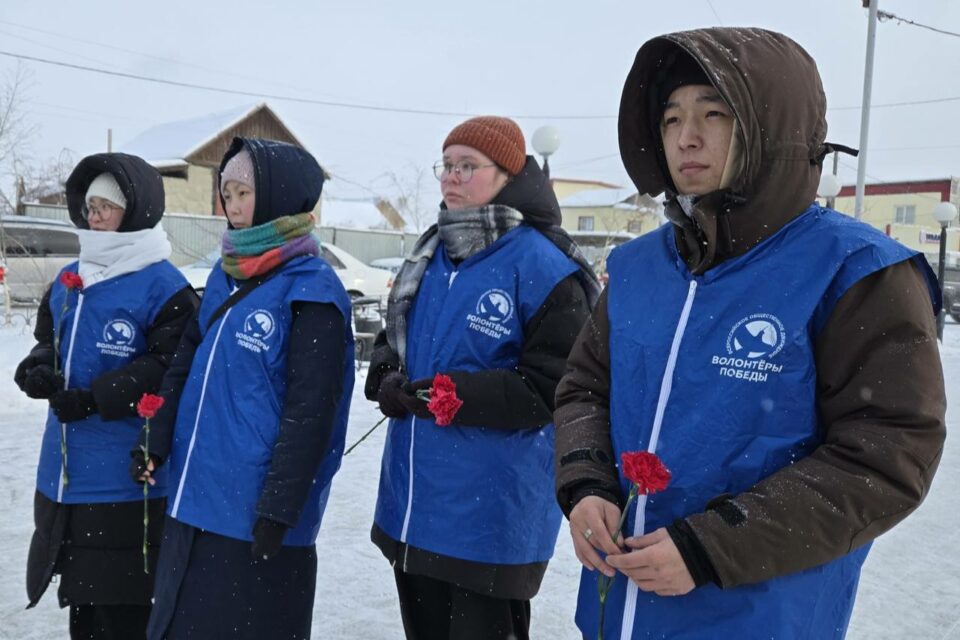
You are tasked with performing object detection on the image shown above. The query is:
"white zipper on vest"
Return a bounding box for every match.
[399,268,457,562]
[400,416,417,547]
[620,279,697,640]
[57,292,85,502]
[171,308,233,517]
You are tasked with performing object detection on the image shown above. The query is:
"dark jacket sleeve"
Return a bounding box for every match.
[554,288,623,515]
[30,284,55,356]
[91,286,200,421]
[27,284,56,363]
[686,260,946,588]
[444,274,591,430]
[139,304,204,463]
[363,328,399,401]
[256,302,347,528]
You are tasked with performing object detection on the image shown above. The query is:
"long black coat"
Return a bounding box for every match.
[23,153,199,608]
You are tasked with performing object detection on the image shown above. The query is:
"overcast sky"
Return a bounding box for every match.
[3,0,960,204]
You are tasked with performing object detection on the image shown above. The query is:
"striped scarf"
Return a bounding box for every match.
[385,205,524,367]
[221,213,319,280]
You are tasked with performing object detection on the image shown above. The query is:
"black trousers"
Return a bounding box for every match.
[69,604,151,640]
[394,568,530,640]
[148,518,316,640]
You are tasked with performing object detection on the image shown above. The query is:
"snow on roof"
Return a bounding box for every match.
[120,103,263,163]
[560,188,637,208]
[320,197,388,229]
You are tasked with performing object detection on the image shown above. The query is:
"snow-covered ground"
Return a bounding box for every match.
[0,312,957,639]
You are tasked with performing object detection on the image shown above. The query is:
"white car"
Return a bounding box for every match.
[369,256,405,274]
[0,216,80,303]
[179,243,393,299]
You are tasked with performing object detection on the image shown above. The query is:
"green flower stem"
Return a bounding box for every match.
[55,296,70,486]
[596,484,639,640]
[142,419,150,574]
[345,415,388,456]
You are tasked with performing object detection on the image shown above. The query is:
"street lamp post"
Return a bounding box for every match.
[855,0,880,219]
[532,126,561,179]
[817,172,842,209]
[932,201,958,341]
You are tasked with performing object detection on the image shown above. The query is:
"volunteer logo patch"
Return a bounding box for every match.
[467,289,514,340]
[711,313,786,383]
[97,319,137,357]
[476,289,514,324]
[237,309,276,353]
[726,314,785,359]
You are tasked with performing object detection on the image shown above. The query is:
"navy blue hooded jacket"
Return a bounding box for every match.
[146,137,353,545]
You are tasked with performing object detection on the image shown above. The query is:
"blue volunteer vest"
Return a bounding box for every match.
[36,260,188,504]
[374,225,578,565]
[165,255,354,546]
[575,205,939,639]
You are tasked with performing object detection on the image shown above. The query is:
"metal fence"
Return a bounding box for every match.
[22,204,420,266]
[316,227,420,264]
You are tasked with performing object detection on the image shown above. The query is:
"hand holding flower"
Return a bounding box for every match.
[410,373,463,426]
[605,528,695,597]
[347,373,464,455]
[593,451,672,640]
[137,393,164,574]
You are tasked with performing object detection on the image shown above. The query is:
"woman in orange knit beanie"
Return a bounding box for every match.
[364,115,601,639]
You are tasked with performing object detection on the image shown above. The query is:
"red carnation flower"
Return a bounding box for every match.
[423,373,463,426]
[620,451,671,495]
[59,271,84,290]
[594,452,672,637]
[137,393,165,419]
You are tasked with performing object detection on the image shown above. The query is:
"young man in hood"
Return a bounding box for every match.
[554,27,946,639]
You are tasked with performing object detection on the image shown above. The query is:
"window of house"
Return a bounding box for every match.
[894,205,916,224]
[578,216,594,231]
[627,220,642,233]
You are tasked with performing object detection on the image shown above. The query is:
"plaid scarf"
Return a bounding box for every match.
[221,213,319,280]
[385,205,600,367]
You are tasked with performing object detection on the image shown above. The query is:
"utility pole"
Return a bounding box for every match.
[107,128,113,152]
[855,0,879,219]
[827,151,839,210]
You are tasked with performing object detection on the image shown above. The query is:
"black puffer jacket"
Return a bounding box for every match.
[23,153,199,608]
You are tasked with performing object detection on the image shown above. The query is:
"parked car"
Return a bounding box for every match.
[179,242,393,299]
[0,216,79,303]
[369,256,405,274]
[937,265,960,323]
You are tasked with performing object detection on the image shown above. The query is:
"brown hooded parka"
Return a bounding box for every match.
[555,27,946,590]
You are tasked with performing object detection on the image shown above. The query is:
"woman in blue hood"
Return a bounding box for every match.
[132,137,355,639]
[15,152,198,639]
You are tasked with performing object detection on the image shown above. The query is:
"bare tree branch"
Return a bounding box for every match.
[0,63,39,214]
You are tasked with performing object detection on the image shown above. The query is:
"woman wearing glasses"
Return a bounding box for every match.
[14,153,198,639]
[365,116,600,639]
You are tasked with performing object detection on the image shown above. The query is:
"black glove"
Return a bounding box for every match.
[401,378,433,420]
[251,517,288,560]
[129,450,162,485]
[21,365,64,400]
[49,389,98,422]
[14,354,36,390]
[377,371,411,418]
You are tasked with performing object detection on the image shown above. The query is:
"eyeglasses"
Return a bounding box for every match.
[83,202,123,220]
[433,161,497,183]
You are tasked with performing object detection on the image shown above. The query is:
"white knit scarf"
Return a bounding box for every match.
[77,223,173,286]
